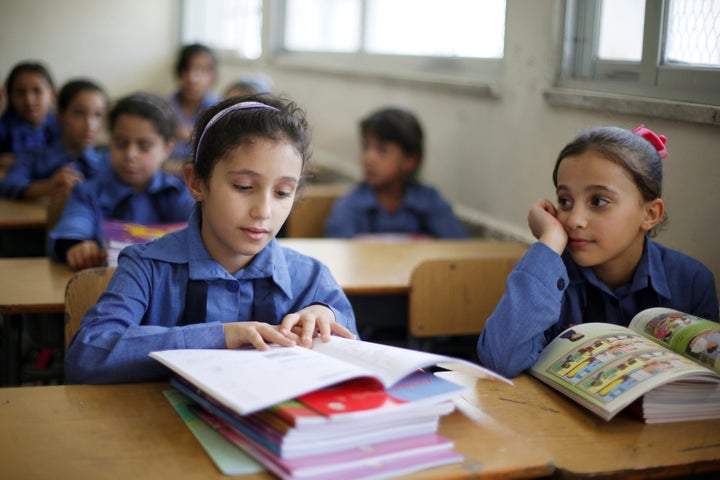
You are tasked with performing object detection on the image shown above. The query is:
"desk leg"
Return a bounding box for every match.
[0,314,22,386]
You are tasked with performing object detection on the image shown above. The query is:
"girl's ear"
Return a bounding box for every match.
[401,153,420,176]
[641,198,665,231]
[184,163,204,202]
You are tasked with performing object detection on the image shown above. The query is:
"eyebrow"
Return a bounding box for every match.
[556,184,619,195]
[227,169,299,184]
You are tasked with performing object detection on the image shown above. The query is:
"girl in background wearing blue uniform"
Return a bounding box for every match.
[0,79,109,199]
[168,43,220,163]
[65,94,358,384]
[325,107,467,238]
[49,93,194,270]
[477,125,718,378]
[0,62,61,168]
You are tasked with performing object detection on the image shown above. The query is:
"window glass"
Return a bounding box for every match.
[284,0,361,52]
[665,0,720,67]
[597,0,645,61]
[182,0,263,59]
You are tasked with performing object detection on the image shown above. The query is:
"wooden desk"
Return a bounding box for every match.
[278,238,527,295]
[0,382,554,479]
[0,257,75,386]
[0,198,48,230]
[441,371,720,479]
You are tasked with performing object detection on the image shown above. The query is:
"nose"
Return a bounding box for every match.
[250,192,271,220]
[565,205,588,229]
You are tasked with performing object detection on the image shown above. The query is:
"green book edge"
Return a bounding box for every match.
[163,388,265,476]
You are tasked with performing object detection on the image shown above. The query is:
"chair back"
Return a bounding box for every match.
[408,257,516,338]
[286,183,350,237]
[64,266,115,349]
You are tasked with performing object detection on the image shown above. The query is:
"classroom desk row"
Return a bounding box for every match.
[0,238,528,386]
[1,373,718,479]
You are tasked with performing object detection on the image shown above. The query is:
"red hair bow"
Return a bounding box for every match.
[632,124,668,159]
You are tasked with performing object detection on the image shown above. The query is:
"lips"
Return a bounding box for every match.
[242,227,269,241]
[568,237,593,248]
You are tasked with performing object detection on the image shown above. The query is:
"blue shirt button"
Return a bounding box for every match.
[557,278,566,290]
[226,281,239,292]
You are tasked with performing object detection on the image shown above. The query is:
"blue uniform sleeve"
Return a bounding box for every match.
[64,252,227,384]
[324,195,359,238]
[417,188,468,239]
[0,149,37,198]
[476,242,569,378]
[47,184,101,259]
[305,264,358,337]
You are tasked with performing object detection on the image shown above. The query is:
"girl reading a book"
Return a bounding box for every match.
[477,125,718,378]
[65,94,358,384]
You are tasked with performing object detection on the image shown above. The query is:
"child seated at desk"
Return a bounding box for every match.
[64,94,358,384]
[0,61,61,168]
[48,93,194,270]
[476,125,719,378]
[0,78,108,199]
[324,107,467,238]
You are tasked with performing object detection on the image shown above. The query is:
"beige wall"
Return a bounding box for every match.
[1,0,718,302]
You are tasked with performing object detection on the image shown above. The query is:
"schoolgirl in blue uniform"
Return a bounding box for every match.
[0,62,61,167]
[168,43,220,162]
[477,125,718,378]
[324,107,467,238]
[48,93,194,270]
[0,79,109,199]
[65,94,358,384]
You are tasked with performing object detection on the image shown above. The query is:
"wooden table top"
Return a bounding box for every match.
[0,382,554,479]
[441,371,720,479]
[0,198,48,230]
[278,238,528,295]
[0,257,74,314]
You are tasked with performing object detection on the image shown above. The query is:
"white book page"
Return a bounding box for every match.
[312,336,512,385]
[151,345,375,415]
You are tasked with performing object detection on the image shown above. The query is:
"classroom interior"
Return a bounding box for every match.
[1,2,720,479]
[1,0,717,303]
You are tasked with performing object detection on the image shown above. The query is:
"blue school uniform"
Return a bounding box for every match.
[47,169,195,260]
[64,205,358,384]
[324,182,468,238]
[168,92,220,160]
[0,109,61,154]
[0,141,109,198]
[476,240,719,378]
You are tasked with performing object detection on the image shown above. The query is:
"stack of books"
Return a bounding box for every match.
[151,336,511,479]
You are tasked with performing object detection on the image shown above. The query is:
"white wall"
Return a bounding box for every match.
[1,0,718,302]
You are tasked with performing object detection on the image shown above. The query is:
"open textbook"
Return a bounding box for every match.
[150,336,511,416]
[530,307,720,422]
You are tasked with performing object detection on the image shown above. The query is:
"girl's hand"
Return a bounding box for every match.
[528,198,567,255]
[51,165,84,196]
[280,304,357,348]
[66,240,108,270]
[223,322,296,350]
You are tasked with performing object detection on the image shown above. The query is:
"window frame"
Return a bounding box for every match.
[264,0,504,96]
[550,0,720,125]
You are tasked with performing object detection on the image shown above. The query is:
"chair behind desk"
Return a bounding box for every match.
[408,257,515,352]
[286,183,350,237]
[64,266,116,349]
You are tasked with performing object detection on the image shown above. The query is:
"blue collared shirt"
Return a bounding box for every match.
[168,92,220,160]
[47,169,195,258]
[64,205,358,384]
[0,141,109,198]
[477,239,719,378]
[324,182,468,238]
[0,109,61,154]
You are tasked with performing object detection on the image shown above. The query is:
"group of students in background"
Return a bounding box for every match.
[0,42,716,384]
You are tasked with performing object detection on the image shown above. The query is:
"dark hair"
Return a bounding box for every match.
[57,79,107,113]
[360,107,424,162]
[553,126,666,234]
[191,93,310,184]
[174,43,217,77]
[4,61,55,113]
[108,93,176,141]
